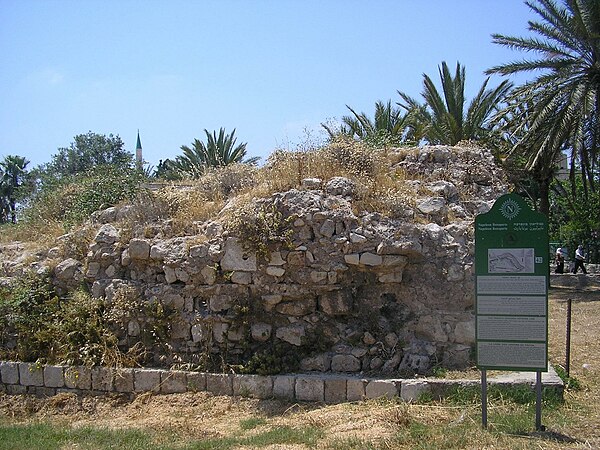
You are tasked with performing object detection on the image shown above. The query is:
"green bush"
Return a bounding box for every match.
[24,165,145,229]
[0,272,172,367]
[225,202,295,259]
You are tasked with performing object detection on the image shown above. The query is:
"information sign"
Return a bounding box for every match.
[475,193,548,371]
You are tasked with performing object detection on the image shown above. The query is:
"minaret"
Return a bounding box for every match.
[135,130,143,170]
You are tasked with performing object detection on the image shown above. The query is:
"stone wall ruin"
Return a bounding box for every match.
[7,145,510,376]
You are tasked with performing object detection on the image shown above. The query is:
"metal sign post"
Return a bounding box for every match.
[475,194,549,431]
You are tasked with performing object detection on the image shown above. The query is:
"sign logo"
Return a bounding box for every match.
[500,198,520,220]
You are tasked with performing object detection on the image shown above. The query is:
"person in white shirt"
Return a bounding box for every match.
[572,244,587,274]
[555,246,565,273]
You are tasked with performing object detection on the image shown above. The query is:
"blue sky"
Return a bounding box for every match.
[1,0,536,170]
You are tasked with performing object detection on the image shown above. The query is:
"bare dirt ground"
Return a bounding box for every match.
[1,285,599,449]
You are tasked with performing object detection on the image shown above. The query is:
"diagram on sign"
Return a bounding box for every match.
[488,248,535,273]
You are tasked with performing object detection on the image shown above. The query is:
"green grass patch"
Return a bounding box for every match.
[553,364,582,390]
[324,436,379,449]
[184,425,323,450]
[238,417,267,430]
[0,421,322,450]
[0,422,159,450]
[443,383,563,407]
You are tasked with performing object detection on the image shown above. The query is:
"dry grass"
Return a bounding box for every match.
[1,286,599,449]
[0,220,65,247]
[153,140,420,224]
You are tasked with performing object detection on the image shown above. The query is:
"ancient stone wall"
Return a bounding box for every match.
[8,146,511,376]
[52,146,510,375]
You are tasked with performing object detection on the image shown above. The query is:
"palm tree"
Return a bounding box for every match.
[166,128,259,179]
[398,61,513,146]
[0,155,30,223]
[487,0,600,216]
[323,100,420,146]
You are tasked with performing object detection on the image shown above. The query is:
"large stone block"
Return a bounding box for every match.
[251,323,272,342]
[300,354,331,372]
[150,242,169,260]
[233,375,273,399]
[210,294,234,312]
[19,363,43,386]
[186,372,206,392]
[275,324,306,346]
[417,197,447,215]
[43,366,64,388]
[320,219,336,238]
[129,239,151,260]
[360,252,383,266]
[319,291,353,316]
[454,320,475,345]
[414,315,448,342]
[346,378,366,401]
[400,379,430,402]
[286,251,305,266]
[273,375,295,400]
[266,266,286,277]
[201,266,217,285]
[206,373,233,396]
[295,376,324,402]
[344,254,360,265]
[54,258,82,282]
[221,238,256,271]
[331,354,361,372]
[114,369,134,393]
[324,377,347,404]
[95,224,119,244]
[161,370,188,394]
[91,367,113,391]
[134,369,161,393]
[0,361,19,384]
[64,366,92,390]
[365,380,398,399]
[275,297,316,316]
[325,176,357,197]
[231,272,252,285]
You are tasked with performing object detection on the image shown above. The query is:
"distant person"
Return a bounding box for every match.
[555,247,565,274]
[572,244,587,274]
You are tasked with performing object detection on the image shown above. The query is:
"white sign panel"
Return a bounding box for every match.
[477,296,546,316]
[477,316,547,341]
[477,275,547,295]
[477,342,547,368]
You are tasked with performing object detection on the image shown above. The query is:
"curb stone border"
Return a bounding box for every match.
[0,361,563,403]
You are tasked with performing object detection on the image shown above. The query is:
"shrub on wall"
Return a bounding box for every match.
[24,166,144,229]
[0,272,170,367]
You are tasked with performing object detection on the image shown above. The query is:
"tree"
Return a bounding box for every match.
[487,0,600,216]
[20,132,142,228]
[398,61,513,146]
[163,128,258,179]
[322,100,421,147]
[0,155,30,223]
[549,178,600,264]
[491,97,557,212]
[42,131,134,180]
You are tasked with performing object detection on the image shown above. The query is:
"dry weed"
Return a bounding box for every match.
[0,220,65,247]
